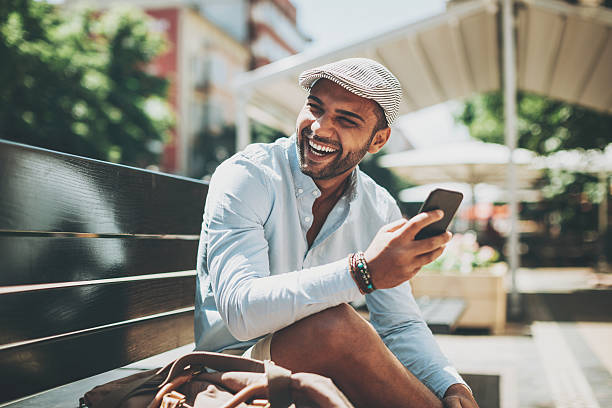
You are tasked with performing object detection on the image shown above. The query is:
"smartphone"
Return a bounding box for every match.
[414,188,463,240]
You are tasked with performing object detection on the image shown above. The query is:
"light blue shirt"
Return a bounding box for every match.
[194,136,466,398]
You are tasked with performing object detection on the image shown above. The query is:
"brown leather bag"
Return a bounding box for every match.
[79,351,354,408]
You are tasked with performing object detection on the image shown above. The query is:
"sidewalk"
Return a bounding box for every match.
[435,267,612,408]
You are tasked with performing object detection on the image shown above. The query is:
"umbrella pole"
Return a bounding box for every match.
[597,170,609,273]
[236,91,251,151]
[503,0,521,319]
[470,182,476,231]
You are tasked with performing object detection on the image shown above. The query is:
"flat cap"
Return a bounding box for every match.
[298,58,402,125]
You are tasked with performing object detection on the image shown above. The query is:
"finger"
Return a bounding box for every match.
[414,246,445,268]
[412,232,452,255]
[442,396,462,408]
[385,217,408,233]
[400,210,444,239]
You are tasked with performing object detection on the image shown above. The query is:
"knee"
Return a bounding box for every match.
[307,304,375,351]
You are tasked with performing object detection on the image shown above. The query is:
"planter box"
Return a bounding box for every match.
[410,268,507,334]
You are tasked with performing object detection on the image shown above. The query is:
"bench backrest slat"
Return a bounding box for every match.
[0,275,196,345]
[0,140,206,235]
[0,236,198,286]
[0,140,207,402]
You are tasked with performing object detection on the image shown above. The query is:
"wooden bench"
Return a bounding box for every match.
[0,140,497,407]
[0,140,207,405]
[416,297,467,334]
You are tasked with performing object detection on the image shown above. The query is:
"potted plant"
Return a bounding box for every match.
[410,232,507,334]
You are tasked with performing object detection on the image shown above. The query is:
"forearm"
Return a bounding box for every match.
[215,258,361,341]
[366,283,468,399]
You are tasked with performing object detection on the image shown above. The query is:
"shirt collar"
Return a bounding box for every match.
[288,134,360,203]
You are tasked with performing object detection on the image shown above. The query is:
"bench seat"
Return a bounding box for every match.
[416,296,467,334]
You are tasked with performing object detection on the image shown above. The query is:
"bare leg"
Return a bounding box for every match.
[270,303,443,408]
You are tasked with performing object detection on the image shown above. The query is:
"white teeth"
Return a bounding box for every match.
[308,139,337,154]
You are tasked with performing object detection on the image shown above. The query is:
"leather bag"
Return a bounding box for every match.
[79,351,354,408]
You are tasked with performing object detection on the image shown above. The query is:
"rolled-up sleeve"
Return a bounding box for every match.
[365,205,469,399]
[203,158,361,341]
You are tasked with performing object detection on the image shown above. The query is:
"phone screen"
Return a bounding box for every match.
[414,188,463,240]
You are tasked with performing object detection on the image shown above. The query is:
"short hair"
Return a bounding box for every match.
[372,102,388,133]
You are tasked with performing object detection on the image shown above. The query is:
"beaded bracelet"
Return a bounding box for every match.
[349,251,375,294]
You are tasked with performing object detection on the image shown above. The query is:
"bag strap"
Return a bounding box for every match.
[220,360,293,408]
[158,352,265,388]
[160,352,293,407]
[265,360,292,408]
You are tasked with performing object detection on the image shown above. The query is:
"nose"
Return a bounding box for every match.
[310,113,333,137]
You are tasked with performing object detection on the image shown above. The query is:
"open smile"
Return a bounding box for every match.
[306,138,339,158]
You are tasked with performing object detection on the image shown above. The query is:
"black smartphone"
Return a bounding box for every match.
[414,188,463,240]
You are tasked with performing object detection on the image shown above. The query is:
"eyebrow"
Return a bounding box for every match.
[307,95,365,123]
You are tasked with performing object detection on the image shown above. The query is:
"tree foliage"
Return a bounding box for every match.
[457,91,611,266]
[360,151,413,203]
[456,91,612,155]
[0,0,173,168]
[189,121,286,180]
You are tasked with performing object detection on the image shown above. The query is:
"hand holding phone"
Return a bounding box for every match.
[414,188,463,240]
[363,188,461,290]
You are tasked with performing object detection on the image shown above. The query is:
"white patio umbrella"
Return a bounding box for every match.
[379,140,542,189]
[398,182,541,204]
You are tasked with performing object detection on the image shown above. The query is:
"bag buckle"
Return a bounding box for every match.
[161,390,191,408]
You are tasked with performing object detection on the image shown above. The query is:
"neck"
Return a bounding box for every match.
[313,169,352,201]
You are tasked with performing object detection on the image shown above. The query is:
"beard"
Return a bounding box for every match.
[297,127,374,180]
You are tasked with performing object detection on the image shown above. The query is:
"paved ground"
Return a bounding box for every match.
[436,267,612,408]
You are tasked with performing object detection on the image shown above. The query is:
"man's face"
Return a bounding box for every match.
[296,79,383,181]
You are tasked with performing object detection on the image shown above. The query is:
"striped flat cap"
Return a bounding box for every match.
[298,58,402,125]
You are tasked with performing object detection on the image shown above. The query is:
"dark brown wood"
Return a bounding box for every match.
[0,311,194,403]
[0,140,208,235]
[0,140,208,403]
[0,236,198,286]
[0,276,196,345]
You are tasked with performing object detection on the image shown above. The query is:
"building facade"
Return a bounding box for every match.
[64,0,308,175]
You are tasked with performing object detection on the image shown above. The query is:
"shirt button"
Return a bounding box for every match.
[312,191,319,196]
[304,216,311,222]
[297,188,303,194]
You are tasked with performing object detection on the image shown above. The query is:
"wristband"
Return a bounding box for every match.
[349,251,375,294]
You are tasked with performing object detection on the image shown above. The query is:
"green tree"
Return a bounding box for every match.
[0,0,173,168]
[456,91,612,155]
[189,121,286,180]
[359,151,412,203]
[457,91,611,265]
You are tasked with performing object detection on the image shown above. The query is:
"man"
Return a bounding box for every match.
[195,58,478,407]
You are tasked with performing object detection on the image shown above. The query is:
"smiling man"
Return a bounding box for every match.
[195,58,478,407]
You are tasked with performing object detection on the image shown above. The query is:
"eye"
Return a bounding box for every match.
[307,103,322,113]
[338,117,358,127]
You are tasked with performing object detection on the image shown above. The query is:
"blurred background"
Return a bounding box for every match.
[2,0,611,271]
[1,1,612,406]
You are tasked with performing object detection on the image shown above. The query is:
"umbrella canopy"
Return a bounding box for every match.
[233,0,612,139]
[379,140,542,188]
[534,145,612,173]
[398,182,542,203]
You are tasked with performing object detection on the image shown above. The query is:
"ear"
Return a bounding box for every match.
[368,127,391,154]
